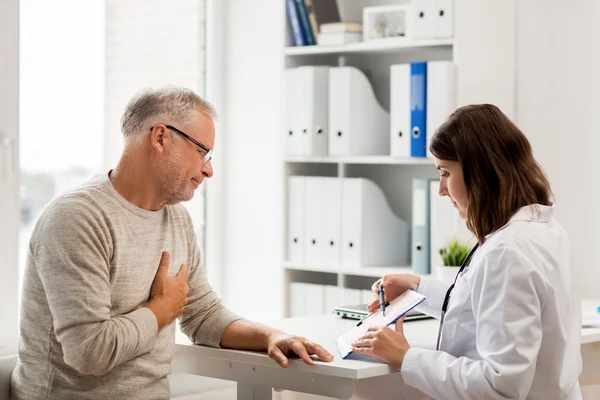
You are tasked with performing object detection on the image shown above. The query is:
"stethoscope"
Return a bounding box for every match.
[436,243,480,351]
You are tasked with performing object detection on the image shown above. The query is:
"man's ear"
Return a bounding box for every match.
[150,125,167,153]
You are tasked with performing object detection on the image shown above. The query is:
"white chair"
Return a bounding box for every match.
[0,355,17,400]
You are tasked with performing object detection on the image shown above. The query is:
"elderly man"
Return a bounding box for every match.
[11,86,333,399]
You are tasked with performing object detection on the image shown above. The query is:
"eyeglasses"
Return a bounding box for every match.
[436,243,479,351]
[161,124,212,163]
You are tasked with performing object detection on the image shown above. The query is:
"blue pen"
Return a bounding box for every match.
[378,282,386,316]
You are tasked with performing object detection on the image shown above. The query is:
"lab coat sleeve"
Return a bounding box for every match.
[401,246,545,400]
[415,277,451,319]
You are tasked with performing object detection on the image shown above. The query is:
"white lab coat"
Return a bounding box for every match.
[402,204,583,400]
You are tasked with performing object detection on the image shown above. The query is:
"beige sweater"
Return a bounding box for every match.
[11,173,240,400]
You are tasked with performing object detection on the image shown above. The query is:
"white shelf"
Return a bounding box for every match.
[284,155,436,165]
[283,261,413,278]
[284,38,453,57]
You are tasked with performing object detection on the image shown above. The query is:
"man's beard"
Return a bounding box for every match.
[156,148,195,205]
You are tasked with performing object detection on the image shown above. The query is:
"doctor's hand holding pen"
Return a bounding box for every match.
[366,274,422,313]
[352,273,421,368]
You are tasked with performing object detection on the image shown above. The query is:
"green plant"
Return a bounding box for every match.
[439,239,473,267]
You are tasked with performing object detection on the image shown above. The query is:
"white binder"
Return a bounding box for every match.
[434,0,454,38]
[287,176,306,263]
[290,282,307,317]
[361,289,375,305]
[304,283,326,315]
[410,0,436,39]
[285,66,329,156]
[341,178,410,267]
[426,61,456,158]
[411,179,430,275]
[305,177,342,266]
[429,179,457,276]
[390,64,411,157]
[342,288,362,305]
[328,66,390,156]
[285,68,302,156]
[325,285,343,314]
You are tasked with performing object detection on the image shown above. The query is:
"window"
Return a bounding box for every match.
[104,0,208,249]
[19,0,105,291]
[20,0,208,300]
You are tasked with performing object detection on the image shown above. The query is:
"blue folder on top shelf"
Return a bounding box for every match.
[410,62,428,157]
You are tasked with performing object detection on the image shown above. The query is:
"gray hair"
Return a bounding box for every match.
[120,86,217,142]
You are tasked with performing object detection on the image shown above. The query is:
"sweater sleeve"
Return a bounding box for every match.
[33,196,158,376]
[179,219,241,347]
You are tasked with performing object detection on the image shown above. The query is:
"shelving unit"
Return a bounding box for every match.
[282,0,456,318]
[284,155,436,165]
[283,38,453,56]
[283,260,413,278]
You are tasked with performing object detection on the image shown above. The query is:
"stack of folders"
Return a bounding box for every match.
[284,61,456,158]
[411,178,469,276]
[285,65,390,157]
[287,176,409,268]
[289,284,374,318]
[318,22,363,46]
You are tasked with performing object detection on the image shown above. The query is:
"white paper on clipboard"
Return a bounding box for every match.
[335,289,426,359]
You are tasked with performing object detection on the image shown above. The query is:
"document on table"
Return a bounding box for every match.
[335,289,426,359]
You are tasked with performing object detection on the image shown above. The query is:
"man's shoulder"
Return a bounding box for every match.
[36,174,112,229]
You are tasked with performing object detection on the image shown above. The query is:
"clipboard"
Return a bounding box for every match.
[335,289,426,359]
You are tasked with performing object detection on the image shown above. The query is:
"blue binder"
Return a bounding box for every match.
[410,62,428,157]
[411,178,430,275]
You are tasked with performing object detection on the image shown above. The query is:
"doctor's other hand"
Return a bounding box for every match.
[266,331,334,368]
[351,317,410,369]
[367,274,421,313]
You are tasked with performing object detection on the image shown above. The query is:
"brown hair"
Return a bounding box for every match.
[430,104,552,244]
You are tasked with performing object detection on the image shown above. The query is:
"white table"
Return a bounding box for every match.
[174,300,600,400]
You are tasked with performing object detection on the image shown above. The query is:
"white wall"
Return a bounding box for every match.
[215,0,600,322]
[216,0,286,321]
[514,0,600,299]
[0,0,20,356]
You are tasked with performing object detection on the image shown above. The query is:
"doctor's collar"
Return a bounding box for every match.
[484,203,555,240]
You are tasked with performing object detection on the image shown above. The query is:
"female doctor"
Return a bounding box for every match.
[352,104,582,399]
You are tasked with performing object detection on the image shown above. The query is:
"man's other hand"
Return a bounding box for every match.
[266,331,334,368]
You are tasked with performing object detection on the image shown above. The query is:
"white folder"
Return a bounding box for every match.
[409,0,436,39]
[390,64,411,157]
[429,180,457,277]
[304,283,326,315]
[305,177,342,266]
[342,288,362,305]
[285,68,302,156]
[341,178,410,267]
[325,285,343,314]
[426,61,456,158]
[287,176,306,263]
[285,66,329,156]
[434,0,454,38]
[290,282,307,317]
[329,66,390,156]
[361,289,375,305]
